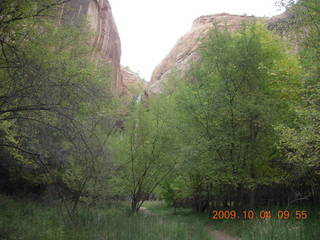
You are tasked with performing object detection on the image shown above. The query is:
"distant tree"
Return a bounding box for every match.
[110,99,178,214]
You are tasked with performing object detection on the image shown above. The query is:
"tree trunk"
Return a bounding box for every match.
[131,196,140,214]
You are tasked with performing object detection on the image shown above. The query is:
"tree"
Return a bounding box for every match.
[162,22,301,210]
[0,2,118,221]
[276,0,320,204]
[110,98,178,214]
[0,0,69,69]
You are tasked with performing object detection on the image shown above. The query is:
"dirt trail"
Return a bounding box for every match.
[140,207,239,240]
[208,229,240,240]
[139,207,157,216]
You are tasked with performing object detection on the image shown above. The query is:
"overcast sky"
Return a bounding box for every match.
[109,0,284,81]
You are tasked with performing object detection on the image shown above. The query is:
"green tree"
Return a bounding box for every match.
[110,98,178,214]
[276,0,320,204]
[163,22,301,210]
[0,1,117,221]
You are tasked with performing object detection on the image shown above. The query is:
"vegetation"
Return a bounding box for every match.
[0,0,116,220]
[143,201,320,240]
[0,196,211,240]
[158,22,302,210]
[0,0,319,239]
[110,100,179,213]
[276,0,320,204]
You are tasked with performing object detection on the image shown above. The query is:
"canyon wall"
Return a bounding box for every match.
[121,66,147,95]
[62,0,135,94]
[148,13,291,95]
[61,2,288,96]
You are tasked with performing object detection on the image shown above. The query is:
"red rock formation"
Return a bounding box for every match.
[61,0,124,93]
[148,13,277,95]
[121,66,147,95]
[148,14,262,94]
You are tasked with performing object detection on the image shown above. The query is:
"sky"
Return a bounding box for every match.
[109,0,284,81]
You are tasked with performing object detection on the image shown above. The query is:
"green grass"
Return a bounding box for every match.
[142,201,320,240]
[0,196,210,240]
[142,201,216,238]
[2,196,318,240]
[212,208,320,240]
[207,206,320,240]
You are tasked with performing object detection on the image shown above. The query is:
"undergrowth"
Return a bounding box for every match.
[0,196,210,240]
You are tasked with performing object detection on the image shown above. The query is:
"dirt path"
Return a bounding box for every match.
[208,229,240,240]
[139,207,157,216]
[140,207,239,240]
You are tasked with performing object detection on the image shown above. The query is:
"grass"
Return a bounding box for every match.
[212,207,320,240]
[142,201,216,238]
[0,195,210,240]
[142,201,320,240]
[1,195,318,240]
[142,201,209,224]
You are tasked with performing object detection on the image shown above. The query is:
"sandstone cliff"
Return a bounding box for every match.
[148,13,291,95]
[148,14,261,94]
[62,0,124,93]
[121,66,147,95]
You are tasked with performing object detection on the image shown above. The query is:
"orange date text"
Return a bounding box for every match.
[210,210,308,220]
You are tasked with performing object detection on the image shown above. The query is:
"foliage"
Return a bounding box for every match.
[160,22,301,210]
[0,195,211,240]
[0,0,117,220]
[276,0,320,193]
[110,97,179,213]
[1,0,320,237]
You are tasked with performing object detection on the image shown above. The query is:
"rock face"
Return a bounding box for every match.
[268,12,292,33]
[121,66,147,95]
[62,0,124,93]
[268,11,299,51]
[148,13,292,95]
[148,14,261,95]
